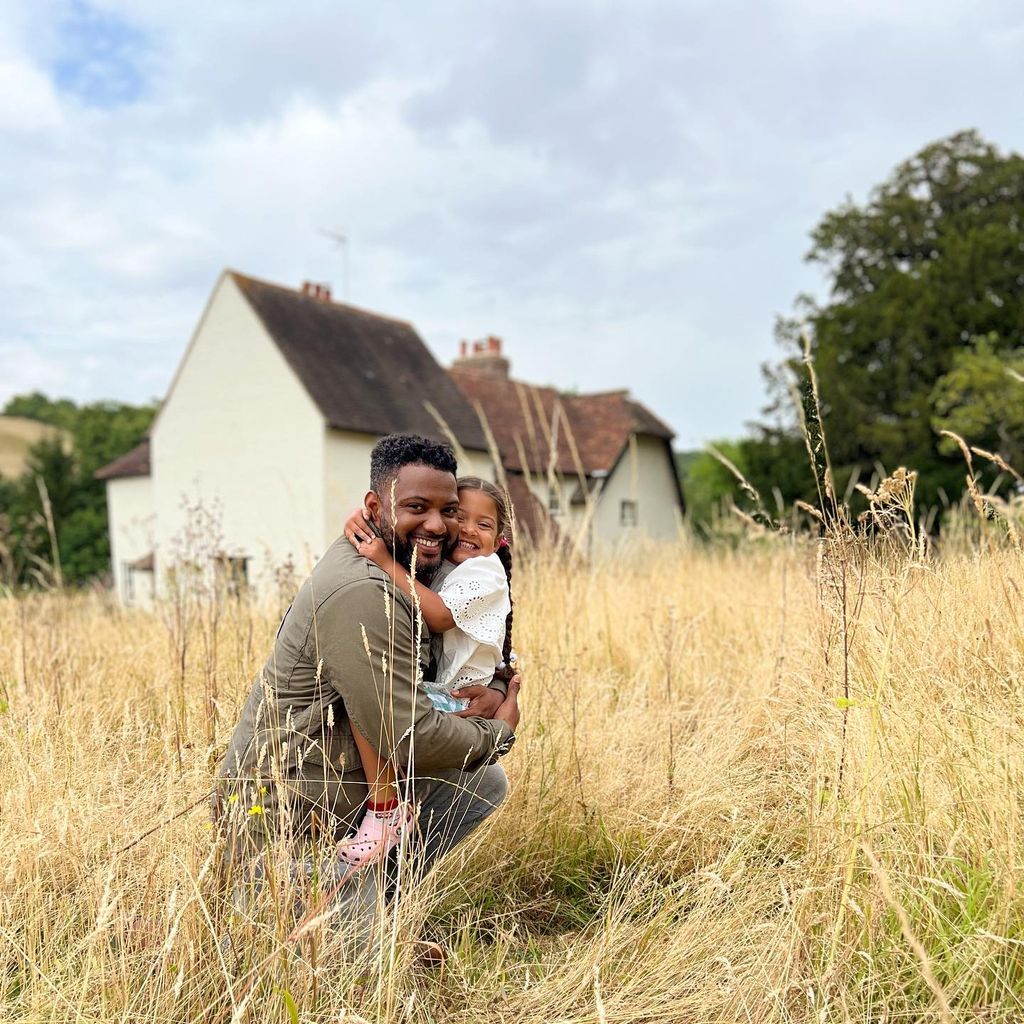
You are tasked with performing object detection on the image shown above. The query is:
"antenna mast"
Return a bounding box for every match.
[319,229,350,299]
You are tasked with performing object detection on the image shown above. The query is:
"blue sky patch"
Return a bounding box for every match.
[52,0,147,108]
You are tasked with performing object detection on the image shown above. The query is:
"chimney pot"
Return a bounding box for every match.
[302,281,311,295]
[452,335,511,378]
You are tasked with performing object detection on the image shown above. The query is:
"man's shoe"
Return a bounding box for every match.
[410,940,446,970]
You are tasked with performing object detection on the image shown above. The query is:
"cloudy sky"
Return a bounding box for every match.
[2,0,1022,447]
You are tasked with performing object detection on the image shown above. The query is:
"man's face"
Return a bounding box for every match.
[366,464,459,580]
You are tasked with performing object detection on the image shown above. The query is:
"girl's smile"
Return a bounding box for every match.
[449,488,501,565]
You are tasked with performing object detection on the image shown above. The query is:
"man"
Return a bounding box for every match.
[217,434,520,895]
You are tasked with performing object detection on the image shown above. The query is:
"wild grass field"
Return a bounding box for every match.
[2,516,1023,1024]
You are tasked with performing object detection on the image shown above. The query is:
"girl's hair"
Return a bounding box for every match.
[457,476,514,676]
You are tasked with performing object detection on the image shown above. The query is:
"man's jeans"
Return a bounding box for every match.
[412,760,509,873]
[226,761,509,951]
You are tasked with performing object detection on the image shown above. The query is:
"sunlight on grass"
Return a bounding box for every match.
[2,529,1023,1022]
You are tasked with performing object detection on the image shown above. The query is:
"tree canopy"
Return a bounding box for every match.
[742,129,1024,516]
[932,334,1024,469]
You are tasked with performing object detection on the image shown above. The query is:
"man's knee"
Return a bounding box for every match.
[473,763,509,817]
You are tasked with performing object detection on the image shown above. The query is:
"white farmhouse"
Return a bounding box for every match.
[94,438,156,604]
[449,338,683,551]
[97,270,683,605]
[96,270,492,604]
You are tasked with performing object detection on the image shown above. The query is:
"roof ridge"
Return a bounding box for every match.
[227,269,415,329]
[567,388,630,399]
[448,367,564,397]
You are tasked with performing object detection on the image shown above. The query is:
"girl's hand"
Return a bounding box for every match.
[343,507,391,566]
[357,535,389,566]
[344,507,376,548]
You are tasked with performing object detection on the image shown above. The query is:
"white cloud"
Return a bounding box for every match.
[0,55,63,130]
[1,0,1023,446]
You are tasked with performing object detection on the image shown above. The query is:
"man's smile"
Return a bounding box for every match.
[411,534,444,554]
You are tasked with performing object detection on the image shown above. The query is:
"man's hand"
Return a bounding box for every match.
[451,684,504,719]
[492,674,521,733]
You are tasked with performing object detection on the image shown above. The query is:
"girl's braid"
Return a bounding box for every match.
[494,540,514,675]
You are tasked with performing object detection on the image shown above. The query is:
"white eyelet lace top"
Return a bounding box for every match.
[426,553,511,713]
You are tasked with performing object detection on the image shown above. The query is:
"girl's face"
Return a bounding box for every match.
[449,488,501,565]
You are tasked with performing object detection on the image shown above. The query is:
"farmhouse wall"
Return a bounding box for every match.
[451,447,497,484]
[590,434,681,548]
[106,475,155,605]
[323,429,376,548]
[152,273,326,589]
[522,470,580,532]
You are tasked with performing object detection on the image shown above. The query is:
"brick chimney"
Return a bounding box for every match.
[301,280,332,302]
[452,335,510,378]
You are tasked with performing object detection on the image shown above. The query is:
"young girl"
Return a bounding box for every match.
[337,476,514,868]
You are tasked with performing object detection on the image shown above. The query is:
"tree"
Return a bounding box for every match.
[932,334,1024,471]
[0,393,157,585]
[0,437,77,585]
[766,130,1024,510]
[677,443,748,528]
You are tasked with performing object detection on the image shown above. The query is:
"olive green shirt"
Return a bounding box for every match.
[217,537,512,838]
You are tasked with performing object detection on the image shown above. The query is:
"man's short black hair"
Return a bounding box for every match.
[370,434,458,494]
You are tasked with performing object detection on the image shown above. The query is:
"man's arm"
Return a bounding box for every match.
[312,579,515,773]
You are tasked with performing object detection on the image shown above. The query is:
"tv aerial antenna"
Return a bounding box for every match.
[319,228,350,299]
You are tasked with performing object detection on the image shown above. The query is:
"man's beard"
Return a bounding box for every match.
[379,523,443,582]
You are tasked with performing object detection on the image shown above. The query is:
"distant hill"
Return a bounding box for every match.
[0,415,71,480]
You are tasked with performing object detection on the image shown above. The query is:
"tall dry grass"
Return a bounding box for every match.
[2,524,1022,1023]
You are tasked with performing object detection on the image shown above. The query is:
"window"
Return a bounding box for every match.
[214,554,250,596]
[122,561,134,602]
[620,500,638,527]
[548,484,561,514]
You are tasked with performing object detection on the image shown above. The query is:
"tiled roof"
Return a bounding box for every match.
[502,472,557,546]
[566,391,674,474]
[95,439,150,480]
[449,367,674,476]
[231,272,489,450]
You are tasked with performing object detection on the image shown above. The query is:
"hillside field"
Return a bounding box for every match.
[0,416,69,481]
[1,538,1022,1023]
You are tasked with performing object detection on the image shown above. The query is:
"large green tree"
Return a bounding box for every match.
[763,130,1024,509]
[0,393,156,585]
[677,443,748,529]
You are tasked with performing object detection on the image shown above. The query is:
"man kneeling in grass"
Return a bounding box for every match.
[216,434,521,944]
